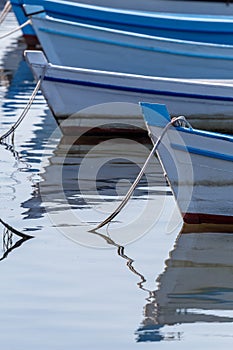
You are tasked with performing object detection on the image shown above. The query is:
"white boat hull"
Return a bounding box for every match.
[30,12,233,79]
[141,102,233,226]
[25,50,233,135]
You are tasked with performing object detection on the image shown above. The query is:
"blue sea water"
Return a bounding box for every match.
[1,7,233,350]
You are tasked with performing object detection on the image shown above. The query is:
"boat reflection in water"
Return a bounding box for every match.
[18,109,233,342]
[37,121,176,247]
[136,230,233,342]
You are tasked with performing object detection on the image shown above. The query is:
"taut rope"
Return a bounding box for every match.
[91,116,188,231]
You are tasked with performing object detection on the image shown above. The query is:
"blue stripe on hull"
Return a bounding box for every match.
[43,75,233,102]
[171,143,233,162]
[39,26,233,60]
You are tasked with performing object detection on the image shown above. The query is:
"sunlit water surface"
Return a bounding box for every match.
[1,9,233,350]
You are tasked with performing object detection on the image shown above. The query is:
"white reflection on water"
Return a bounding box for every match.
[136,232,233,342]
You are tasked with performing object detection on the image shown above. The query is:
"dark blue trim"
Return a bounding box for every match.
[172,143,233,161]
[177,125,233,142]
[44,75,233,103]
[44,7,233,36]
[12,0,233,45]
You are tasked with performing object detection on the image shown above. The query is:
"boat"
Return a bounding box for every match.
[66,0,233,15]
[10,0,233,46]
[25,50,233,135]
[10,0,233,17]
[140,102,233,229]
[25,7,233,79]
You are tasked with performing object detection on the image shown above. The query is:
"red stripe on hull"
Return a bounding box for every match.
[183,212,233,225]
[23,34,39,48]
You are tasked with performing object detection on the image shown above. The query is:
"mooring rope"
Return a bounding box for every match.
[0,217,33,239]
[91,115,189,232]
[0,71,45,143]
[0,18,31,39]
[0,217,33,261]
[0,1,12,25]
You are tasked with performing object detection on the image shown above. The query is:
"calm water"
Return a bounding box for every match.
[1,9,233,350]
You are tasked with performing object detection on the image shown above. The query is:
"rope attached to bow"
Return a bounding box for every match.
[91,115,190,232]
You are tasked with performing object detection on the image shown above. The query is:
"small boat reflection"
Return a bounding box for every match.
[0,217,33,261]
[32,131,168,236]
[136,230,233,342]
[91,227,181,342]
